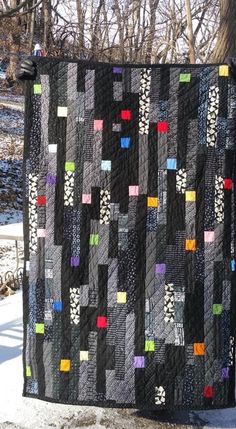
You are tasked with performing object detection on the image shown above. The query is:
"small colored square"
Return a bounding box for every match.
[26,366,32,377]
[48,144,57,153]
[213,304,223,315]
[145,340,155,352]
[37,195,46,205]
[203,385,214,398]
[185,191,196,201]
[53,301,63,312]
[90,234,99,246]
[147,197,158,207]
[121,110,131,120]
[97,316,108,328]
[221,367,230,379]
[101,160,111,171]
[60,359,71,372]
[194,342,205,355]
[57,106,68,117]
[65,161,75,172]
[117,292,127,303]
[113,67,122,74]
[167,158,177,170]
[37,229,46,237]
[34,84,42,94]
[120,137,131,148]
[179,73,191,83]
[155,263,166,274]
[35,323,44,334]
[231,259,236,271]
[219,65,229,77]
[82,194,92,204]
[224,178,233,189]
[185,239,196,251]
[134,356,145,368]
[157,121,169,133]
[129,186,139,196]
[204,231,215,242]
[80,351,89,361]
[94,119,103,131]
[47,174,57,185]
[70,256,80,267]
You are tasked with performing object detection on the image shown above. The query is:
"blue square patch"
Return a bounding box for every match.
[53,301,63,312]
[120,137,131,149]
[167,158,177,170]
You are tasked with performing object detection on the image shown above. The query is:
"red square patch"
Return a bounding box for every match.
[157,121,169,133]
[37,195,46,205]
[97,316,108,328]
[224,178,233,189]
[121,110,131,120]
[203,385,214,398]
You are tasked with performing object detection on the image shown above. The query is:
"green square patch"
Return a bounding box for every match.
[179,73,191,83]
[35,323,45,334]
[26,366,32,377]
[34,84,42,94]
[213,304,223,315]
[65,161,75,172]
[145,340,155,352]
[90,234,99,246]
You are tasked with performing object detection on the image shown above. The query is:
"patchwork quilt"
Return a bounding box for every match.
[22,58,236,410]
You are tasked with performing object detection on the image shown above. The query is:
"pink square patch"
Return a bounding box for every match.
[94,120,103,131]
[129,185,139,196]
[204,231,215,242]
[82,194,92,204]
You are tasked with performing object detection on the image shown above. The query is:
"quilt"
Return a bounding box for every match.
[22,57,236,410]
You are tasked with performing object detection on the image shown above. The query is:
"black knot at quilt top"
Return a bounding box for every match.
[22,57,236,410]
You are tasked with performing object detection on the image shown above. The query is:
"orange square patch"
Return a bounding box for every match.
[60,359,71,372]
[185,239,196,251]
[147,197,158,207]
[193,343,205,355]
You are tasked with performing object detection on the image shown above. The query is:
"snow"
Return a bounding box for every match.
[0,292,236,429]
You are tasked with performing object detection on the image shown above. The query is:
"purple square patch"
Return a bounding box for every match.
[221,367,229,379]
[47,174,57,185]
[134,356,145,368]
[155,263,166,274]
[113,67,122,74]
[70,256,80,267]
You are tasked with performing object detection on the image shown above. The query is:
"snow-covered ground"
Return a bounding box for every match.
[1,292,236,429]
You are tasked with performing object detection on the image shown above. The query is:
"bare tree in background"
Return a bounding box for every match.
[0,0,226,84]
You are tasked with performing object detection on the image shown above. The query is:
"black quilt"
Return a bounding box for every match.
[22,57,236,410]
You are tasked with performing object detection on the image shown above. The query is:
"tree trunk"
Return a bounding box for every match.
[185,0,196,63]
[211,0,236,62]
[43,0,51,53]
[6,0,21,84]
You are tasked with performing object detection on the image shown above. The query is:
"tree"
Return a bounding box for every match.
[211,0,236,62]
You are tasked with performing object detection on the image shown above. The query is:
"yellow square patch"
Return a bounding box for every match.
[80,351,89,361]
[26,366,31,377]
[147,197,158,207]
[185,191,196,201]
[185,239,196,251]
[117,292,127,304]
[219,65,229,77]
[60,359,71,372]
